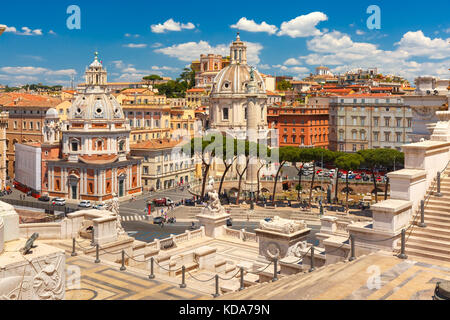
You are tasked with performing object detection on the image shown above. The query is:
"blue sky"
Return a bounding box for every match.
[0,0,449,86]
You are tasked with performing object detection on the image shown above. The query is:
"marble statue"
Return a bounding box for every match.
[201,177,226,216]
[105,194,126,235]
[259,216,307,234]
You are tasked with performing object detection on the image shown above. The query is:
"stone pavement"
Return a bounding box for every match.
[219,251,450,300]
[65,254,207,300]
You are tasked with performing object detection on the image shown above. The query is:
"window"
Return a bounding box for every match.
[360,117,365,126]
[13,121,17,129]
[396,133,402,143]
[374,117,379,126]
[29,122,33,130]
[352,131,357,140]
[396,118,402,127]
[36,122,40,130]
[352,144,357,152]
[361,131,366,140]
[407,119,412,128]
[385,132,390,142]
[339,144,344,152]
[223,107,229,120]
[374,132,379,142]
[385,117,390,127]
[352,117,357,126]
[143,166,149,174]
[71,141,78,152]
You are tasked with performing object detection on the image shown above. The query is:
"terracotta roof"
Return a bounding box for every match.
[121,88,153,95]
[186,88,206,93]
[370,87,393,91]
[131,139,185,150]
[0,93,61,107]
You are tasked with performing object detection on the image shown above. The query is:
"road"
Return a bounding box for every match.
[121,219,320,244]
[3,187,322,245]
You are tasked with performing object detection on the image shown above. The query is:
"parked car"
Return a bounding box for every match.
[363,176,370,182]
[226,218,233,227]
[38,195,50,202]
[355,175,362,180]
[153,216,165,225]
[153,198,167,206]
[78,200,92,208]
[93,204,105,210]
[184,199,195,206]
[166,198,174,206]
[52,198,66,206]
[348,174,356,180]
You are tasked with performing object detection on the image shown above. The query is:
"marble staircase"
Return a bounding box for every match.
[400,168,450,263]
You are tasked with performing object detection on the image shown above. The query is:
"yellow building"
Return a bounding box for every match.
[170,107,197,140]
[186,88,207,108]
[116,88,167,106]
[54,100,72,121]
[122,104,172,143]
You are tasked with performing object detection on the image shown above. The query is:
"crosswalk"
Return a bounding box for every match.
[120,215,151,222]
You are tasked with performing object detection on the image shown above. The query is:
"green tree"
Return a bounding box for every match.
[187,134,222,201]
[217,136,237,196]
[335,154,363,212]
[303,148,335,207]
[358,149,404,203]
[276,80,292,91]
[143,74,163,87]
[271,147,298,205]
[178,67,195,89]
[332,151,346,203]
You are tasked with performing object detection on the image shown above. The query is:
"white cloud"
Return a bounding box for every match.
[155,40,263,65]
[123,43,148,48]
[444,28,450,34]
[5,26,43,36]
[0,66,76,76]
[356,30,365,35]
[257,64,271,70]
[151,42,163,48]
[277,12,328,38]
[0,66,77,86]
[151,65,178,72]
[230,17,277,35]
[395,30,450,59]
[125,33,140,38]
[294,30,450,81]
[48,30,57,35]
[284,58,301,65]
[151,19,196,33]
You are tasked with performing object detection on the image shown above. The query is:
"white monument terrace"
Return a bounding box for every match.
[2,110,450,300]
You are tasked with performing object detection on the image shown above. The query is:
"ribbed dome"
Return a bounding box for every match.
[69,92,124,121]
[46,108,59,118]
[211,64,266,95]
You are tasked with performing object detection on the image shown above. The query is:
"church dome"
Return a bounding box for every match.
[46,108,59,118]
[69,92,124,121]
[210,34,266,96]
[212,64,266,95]
[68,53,124,121]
